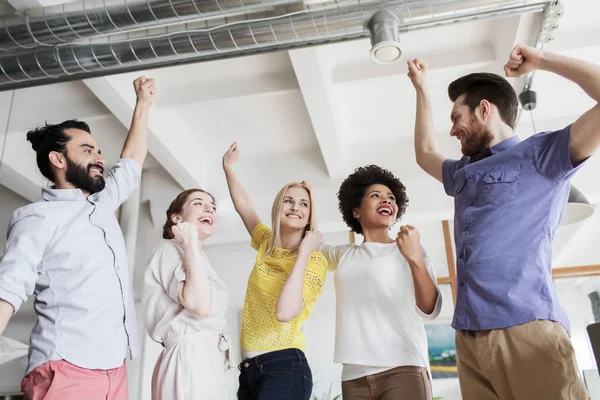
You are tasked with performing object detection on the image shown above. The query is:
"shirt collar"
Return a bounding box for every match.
[41,186,97,202]
[490,135,521,155]
[470,135,522,163]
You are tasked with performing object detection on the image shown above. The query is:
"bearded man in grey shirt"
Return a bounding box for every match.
[0,76,156,400]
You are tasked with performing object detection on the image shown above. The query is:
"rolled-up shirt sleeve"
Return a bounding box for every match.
[529,125,588,180]
[98,158,142,209]
[0,214,45,313]
[443,157,470,197]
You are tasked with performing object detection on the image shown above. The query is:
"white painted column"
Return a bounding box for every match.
[119,185,143,399]
[121,185,141,283]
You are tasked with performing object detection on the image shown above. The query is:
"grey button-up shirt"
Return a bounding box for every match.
[0,158,141,373]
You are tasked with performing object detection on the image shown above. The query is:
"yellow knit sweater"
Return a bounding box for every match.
[240,223,328,352]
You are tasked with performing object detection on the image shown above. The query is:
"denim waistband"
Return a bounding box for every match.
[240,348,307,369]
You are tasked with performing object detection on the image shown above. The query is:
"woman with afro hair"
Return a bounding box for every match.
[320,165,442,400]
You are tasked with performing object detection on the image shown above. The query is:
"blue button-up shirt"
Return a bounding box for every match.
[442,126,586,333]
[0,158,141,373]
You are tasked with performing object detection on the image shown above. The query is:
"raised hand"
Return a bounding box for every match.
[407,58,428,89]
[300,180,312,190]
[133,76,156,105]
[396,225,422,263]
[504,44,542,78]
[223,142,240,169]
[298,231,323,255]
[172,221,201,247]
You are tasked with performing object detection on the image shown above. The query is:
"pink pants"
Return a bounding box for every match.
[22,360,128,400]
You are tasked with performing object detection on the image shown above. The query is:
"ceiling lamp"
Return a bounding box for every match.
[561,185,595,226]
[368,9,403,64]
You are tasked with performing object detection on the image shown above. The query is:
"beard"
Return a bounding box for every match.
[460,116,494,157]
[65,157,106,194]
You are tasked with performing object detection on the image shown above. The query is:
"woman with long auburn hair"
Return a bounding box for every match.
[143,188,232,399]
[222,142,327,400]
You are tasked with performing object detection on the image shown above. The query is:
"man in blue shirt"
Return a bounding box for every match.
[409,44,599,399]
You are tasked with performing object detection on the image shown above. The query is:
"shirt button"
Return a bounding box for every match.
[469,201,475,206]
[463,226,469,231]
[460,282,465,287]
[244,363,250,368]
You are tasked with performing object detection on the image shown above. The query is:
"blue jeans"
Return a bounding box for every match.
[238,349,313,400]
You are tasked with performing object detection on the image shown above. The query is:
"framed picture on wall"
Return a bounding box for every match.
[425,321,458,379]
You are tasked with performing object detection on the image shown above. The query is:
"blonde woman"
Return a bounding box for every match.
[143,189,231,400]
[222,142,327,400]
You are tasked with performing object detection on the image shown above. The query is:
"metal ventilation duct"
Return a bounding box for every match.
[0,0,301,51]
[0,0,550,91]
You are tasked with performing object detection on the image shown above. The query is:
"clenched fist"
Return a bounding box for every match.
[223,142,240,169]
[299,231,323,255]
[396,225,422,263]
[407,58,428,89]
[133,76,156,105]
[172,221,200,247]
[504,44,542,78]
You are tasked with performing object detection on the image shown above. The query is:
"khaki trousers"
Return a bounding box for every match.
[342,366,432,400]
[456,319,588,400]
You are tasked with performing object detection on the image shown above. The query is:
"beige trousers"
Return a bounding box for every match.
[342,366,433,400]
[456,319,588,400]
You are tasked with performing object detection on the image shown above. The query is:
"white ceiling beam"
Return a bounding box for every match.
[83,76,207,190]
[0,162,43,203]
[332,42,496,84]
[0,92,46,203]
[158,72,299,108]
[492,13,544,95]
[288,47,348,179]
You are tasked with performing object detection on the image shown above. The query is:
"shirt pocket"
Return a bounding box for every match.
[479,167,521,205]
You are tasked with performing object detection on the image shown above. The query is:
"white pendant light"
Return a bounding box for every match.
[561,185,595,226]
[368,10,403,64]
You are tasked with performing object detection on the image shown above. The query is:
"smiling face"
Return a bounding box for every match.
[450,94,494,157]
[62,128,106,194]
[278,185,311,232]
[173,191,218,239]
[353,184,399,231]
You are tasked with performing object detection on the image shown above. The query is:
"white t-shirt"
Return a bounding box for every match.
[320,242,442,381]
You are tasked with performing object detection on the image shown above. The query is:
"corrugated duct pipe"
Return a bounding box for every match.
[0,0,549,91]
[0,0,302,51]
